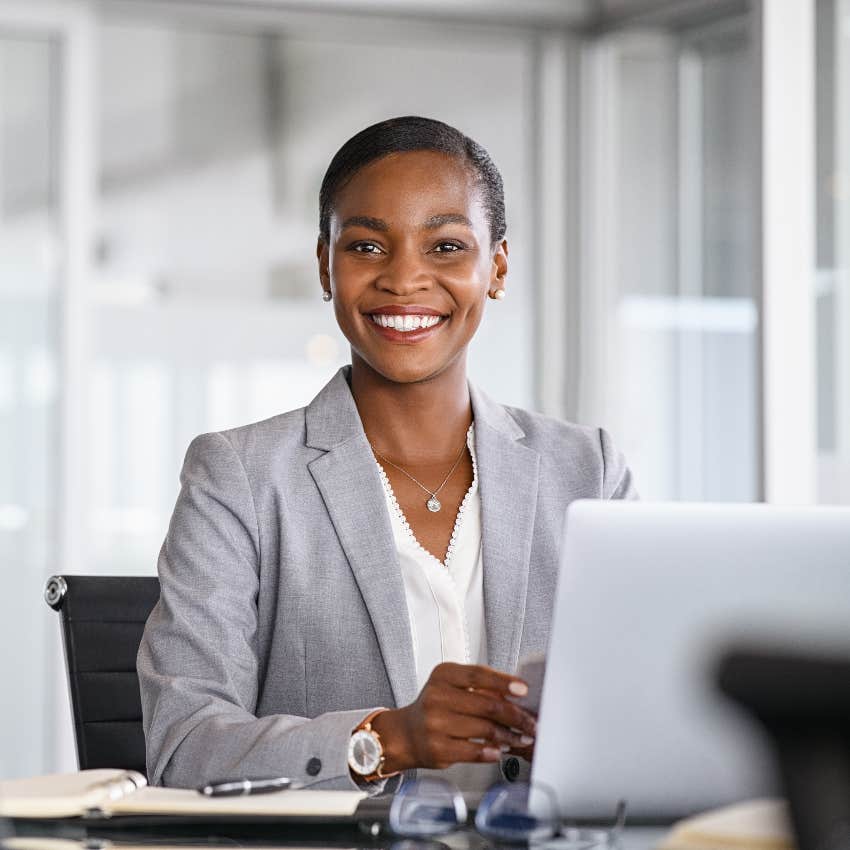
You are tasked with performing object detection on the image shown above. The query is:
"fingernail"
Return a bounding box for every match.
[483,747,501,761]
[509,681,528,697]
[520,735,534,746]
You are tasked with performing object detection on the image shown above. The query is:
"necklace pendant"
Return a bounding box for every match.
[426,496,442,513]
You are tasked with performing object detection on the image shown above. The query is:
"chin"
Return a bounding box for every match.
[378,363,443,385]
[358,351,452,386]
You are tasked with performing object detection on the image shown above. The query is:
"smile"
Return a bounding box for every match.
[368,314,443,332]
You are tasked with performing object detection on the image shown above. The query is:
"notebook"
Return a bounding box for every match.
[0,769,366,821]
[659,799,794,850]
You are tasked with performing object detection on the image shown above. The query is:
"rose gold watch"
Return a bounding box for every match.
[347,708,400,782]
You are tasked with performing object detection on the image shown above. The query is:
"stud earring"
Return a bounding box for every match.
[489,288,506,301]
[322,290,332,302]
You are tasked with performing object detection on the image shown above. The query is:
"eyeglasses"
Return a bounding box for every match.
[387,777,627,846]
[560,799,628,849]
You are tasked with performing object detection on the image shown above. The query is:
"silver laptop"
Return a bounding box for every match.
[532,501,850,821]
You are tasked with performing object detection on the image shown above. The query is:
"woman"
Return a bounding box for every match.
[138,116,636,793]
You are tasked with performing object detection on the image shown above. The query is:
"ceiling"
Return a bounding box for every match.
[131,0,749,29]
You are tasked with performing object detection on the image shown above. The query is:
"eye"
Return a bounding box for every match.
[349,241,384,255]
[432,241,465,253]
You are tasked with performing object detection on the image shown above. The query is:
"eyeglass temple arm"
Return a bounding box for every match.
[612,799,628,835]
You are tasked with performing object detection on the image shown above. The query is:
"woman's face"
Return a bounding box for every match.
[317,150,508,385]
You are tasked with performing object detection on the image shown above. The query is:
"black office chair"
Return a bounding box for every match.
[44,574,160,776]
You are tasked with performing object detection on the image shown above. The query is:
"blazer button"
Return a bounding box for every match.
[502,756,521,782]
[306,757,322,776]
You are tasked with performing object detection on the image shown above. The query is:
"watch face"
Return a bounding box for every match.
[348,729,382,775]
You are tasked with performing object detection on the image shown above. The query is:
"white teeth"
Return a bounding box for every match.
[370,314,442,332]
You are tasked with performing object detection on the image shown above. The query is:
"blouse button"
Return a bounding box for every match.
[306,757,322,776]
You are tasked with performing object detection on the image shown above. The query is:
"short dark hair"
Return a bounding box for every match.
[318,115,506,248]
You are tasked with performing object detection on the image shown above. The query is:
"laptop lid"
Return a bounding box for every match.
[532,501,850,822]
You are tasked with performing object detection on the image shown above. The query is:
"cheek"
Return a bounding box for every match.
[330,252,355,283]
[449,260,490,308]
[329,256,369,306]
[443,248,489,280]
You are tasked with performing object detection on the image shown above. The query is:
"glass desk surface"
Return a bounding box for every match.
[0,817,669,850]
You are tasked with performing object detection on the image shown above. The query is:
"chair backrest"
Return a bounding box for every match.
[44,574,160,776]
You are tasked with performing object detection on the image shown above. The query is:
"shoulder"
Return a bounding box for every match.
[179,367,361,488]
[502,404,605,459]
[219,408,308,455]
[181,407,311,485]
[497,403,637,501]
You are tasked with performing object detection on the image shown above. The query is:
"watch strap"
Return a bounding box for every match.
[352,708,400,781]
[357,708,389,733]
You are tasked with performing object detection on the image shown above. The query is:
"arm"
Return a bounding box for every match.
[137,432,376,789]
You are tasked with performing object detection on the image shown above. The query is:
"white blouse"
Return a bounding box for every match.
[375,424,487,692]
[373,425,507,791]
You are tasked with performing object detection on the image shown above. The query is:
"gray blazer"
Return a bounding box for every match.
[138,367,635,789]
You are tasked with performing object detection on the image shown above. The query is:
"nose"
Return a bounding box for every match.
[375,246,434,295]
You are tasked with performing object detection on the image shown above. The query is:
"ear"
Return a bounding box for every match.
[491,239,508,288]
[317,237,330,293]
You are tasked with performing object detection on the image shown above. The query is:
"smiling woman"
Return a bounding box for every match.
[137,116,636,794]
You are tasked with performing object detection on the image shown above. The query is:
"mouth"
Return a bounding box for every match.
[368,313,444,332]
[364,307,449,342]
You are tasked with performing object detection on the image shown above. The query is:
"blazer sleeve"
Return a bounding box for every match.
[599,427,638,500]
[137,432,378,790]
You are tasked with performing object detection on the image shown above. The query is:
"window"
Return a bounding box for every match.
[816,0,850,502]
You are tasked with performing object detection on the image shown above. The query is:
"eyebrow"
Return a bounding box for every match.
[424,214,473,229]
[340,215,389,232]
[339,213,473,233]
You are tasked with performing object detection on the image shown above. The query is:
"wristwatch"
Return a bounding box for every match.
[347,708,398,782]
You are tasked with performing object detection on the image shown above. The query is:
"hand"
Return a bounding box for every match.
[371,662,537,772]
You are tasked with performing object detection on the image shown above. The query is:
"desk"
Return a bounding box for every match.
[1,817,668,850]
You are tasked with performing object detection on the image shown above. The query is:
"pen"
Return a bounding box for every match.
[198,776,293,797]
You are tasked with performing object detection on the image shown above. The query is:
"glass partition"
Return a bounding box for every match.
[580,20,758,502]
[816,0,850,503]
[0,29,61,778]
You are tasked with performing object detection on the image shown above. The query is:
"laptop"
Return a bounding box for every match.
[531,501,850,822]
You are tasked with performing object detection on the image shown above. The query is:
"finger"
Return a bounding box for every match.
[441,688,537,736]
[431,662,528,698]
[465,686,500,698]
[430,712,534,750]
[427,735,503,769]
[469,685,537,711]
[474,687,538,721]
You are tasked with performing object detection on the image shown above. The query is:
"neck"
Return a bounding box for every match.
[349,353,473,463]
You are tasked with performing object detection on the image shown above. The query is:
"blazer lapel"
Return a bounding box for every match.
[471,385,541,675]
[305,369,419,708]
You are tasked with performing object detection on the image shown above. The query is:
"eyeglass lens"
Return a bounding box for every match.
[475,782,560,843]
[389,778,468,837]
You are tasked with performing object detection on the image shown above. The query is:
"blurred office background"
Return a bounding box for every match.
[0,0,845,777]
